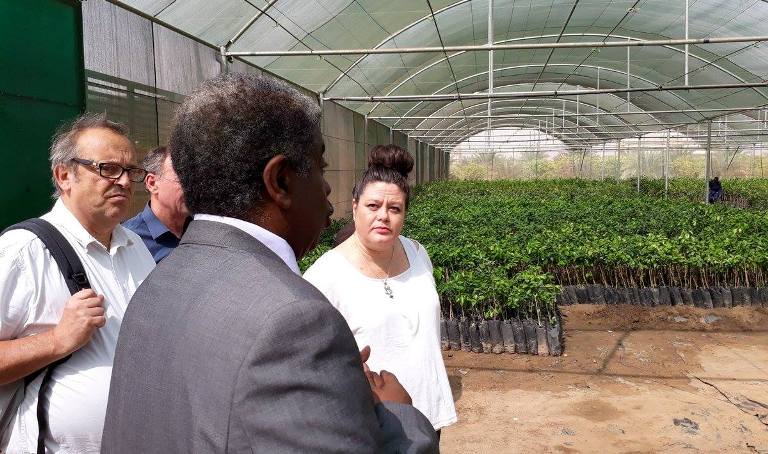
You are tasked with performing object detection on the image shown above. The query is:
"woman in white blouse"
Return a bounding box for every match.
[304,144,457,435]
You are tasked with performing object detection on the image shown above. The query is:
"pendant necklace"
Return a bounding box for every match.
[383,245,395,299]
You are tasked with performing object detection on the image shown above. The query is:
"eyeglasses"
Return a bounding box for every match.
[71,158,148,183]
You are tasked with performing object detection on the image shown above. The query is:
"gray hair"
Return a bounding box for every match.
[170,73,322,218]
[142,146,170,176]
[49,113,129,197]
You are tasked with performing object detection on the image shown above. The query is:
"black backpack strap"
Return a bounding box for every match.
[2,218,92,454]
[2,218,91,294]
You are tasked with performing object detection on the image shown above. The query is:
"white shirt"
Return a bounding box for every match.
[194,214,300,275]
[0,200,155,453]
[304,237,457,430]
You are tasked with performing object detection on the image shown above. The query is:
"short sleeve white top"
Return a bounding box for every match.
[304,236,457,430]
[0,199,155,453]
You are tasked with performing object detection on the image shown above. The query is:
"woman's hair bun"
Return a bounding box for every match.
[367,144,414,178]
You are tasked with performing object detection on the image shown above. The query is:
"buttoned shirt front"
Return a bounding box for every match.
[123,203,183,263]
[0,199,155,453]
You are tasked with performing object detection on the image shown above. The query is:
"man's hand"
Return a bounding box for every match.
[360,345,371,374]
[51,289,106,356]
[366,369,412,405]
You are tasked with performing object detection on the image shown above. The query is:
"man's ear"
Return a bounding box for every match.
[53,164,74,195]
[145,173,158,195]
[262,154,293,210]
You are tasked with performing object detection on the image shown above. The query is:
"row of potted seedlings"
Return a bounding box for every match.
[557,285,768,308]
[439,318,563,356]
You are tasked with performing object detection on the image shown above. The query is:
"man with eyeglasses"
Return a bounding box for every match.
[0,113,155,453]
[124,146,191,263]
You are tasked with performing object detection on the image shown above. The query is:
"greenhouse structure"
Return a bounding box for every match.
[4,0,768,225]
[1,1,768,452]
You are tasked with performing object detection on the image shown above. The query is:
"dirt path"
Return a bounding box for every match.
[441,305,768,453]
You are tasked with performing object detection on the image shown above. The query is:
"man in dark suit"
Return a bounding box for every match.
[101,73,439,453]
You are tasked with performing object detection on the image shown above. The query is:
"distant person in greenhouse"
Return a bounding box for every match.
[124,146,191,263]
[709,176,723,203]
[304,144,458,437]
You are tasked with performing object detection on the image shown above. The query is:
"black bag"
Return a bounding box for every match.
[0,218,91,454]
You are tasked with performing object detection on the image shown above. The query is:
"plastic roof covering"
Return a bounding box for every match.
[117,0,768,149]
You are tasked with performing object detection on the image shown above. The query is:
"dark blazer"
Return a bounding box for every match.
[101,220,438,453]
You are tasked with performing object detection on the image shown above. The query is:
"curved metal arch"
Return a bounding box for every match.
[428,118,600,149]
[411,100,648,141]
[405,96,651,127]
[410,83,654,143]
[426,101,681,149]
[425,104,621,146]
[423,107,610,134]
[383,61,690,118]
[395,64,688,135]
[375,57,709,130]
[437,117,597,149]
[424,109,639,149]
[369,48,690,118]
[329,28,768,109]
[409,101,641,147]
[431,113,621,149]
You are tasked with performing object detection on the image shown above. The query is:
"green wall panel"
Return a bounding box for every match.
[0,0,84,228]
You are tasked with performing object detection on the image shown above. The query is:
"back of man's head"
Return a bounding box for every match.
[142,146,169,178]
[169,73,321,219]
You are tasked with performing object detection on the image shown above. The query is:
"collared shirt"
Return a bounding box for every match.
[0,199,155,454]
[194,214,300,275]
[123,203,182,263]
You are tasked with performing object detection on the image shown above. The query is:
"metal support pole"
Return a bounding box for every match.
[627,41,631,112]
[414,126,768,137]
[596,67,600,127]
[373,106,768,120]
[617,139,622,179]
[665,129,670,197]
[487,0,494,138]
[576,91,580,135]
[637,136,642,193]
[225,0,280,49]
[601,142,606,180]
[219,46,230,74]
[552,109,556,140]
[535,123,540,179]
[512,147,515,179]
[324,81,768,103]
[318,92,325,137]
[225,34,768,57]
[562,100,566,132]
[705,121,712,203]
[685,0,690,86]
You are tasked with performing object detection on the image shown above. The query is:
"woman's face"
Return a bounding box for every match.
[353,181,406,252]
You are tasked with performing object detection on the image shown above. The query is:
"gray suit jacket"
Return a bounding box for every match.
[101,220,438,453]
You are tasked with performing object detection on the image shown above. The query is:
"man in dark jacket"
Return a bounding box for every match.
[709,176,723,203]
[101,73,438,453]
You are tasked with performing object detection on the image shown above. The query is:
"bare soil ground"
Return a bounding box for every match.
[441,305,768,453]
